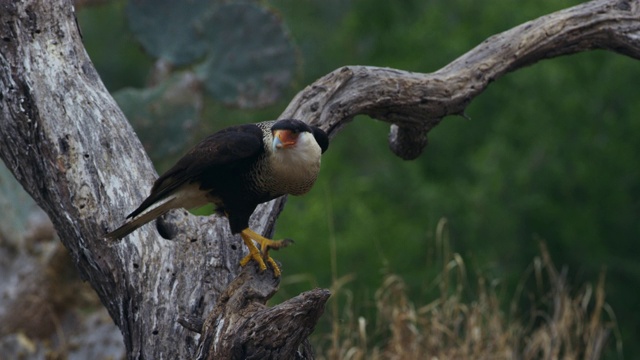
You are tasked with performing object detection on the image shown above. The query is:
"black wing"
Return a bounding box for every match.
[127,124,264,219]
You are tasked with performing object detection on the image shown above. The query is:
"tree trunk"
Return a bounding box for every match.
[0,0,324,358]
[0,0,639,358]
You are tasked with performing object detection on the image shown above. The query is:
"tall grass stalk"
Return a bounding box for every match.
[315,219,620,359]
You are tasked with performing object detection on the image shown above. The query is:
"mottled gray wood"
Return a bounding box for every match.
[0,0,639,359]
[193,262,329,360]
[0,1,247,358]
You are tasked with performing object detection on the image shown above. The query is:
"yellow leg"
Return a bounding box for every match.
[238,228,293,277]
[239,232,267,272]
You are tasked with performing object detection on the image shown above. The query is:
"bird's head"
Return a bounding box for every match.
[270,119,329,155]
[267,119,329,195]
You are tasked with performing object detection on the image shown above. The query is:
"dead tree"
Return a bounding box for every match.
[0,0,638,358]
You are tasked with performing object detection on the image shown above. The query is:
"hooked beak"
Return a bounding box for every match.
[272,129,297,150]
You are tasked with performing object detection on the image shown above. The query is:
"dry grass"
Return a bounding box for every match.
[315,222,621,360]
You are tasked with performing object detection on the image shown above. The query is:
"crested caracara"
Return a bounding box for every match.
[105,119,329,276]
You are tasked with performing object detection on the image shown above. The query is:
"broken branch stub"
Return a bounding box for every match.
[193,263,330,360]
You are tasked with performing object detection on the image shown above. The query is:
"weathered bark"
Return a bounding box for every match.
[0,0,266,358]
[184,263,330,360]
[0,0,639,358]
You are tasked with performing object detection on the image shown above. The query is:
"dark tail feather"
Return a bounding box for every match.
[104,197,177,241]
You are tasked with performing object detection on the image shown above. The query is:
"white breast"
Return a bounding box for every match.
[268,131,322,196]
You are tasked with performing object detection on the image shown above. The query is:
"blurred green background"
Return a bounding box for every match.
[78,0,639,357]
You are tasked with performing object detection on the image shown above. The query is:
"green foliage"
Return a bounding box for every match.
[0,164,39,243]
[126,0,210,66]
[113,73,202,162]
[125,0,296,108]
[195,3,298,108]
[75,1,152,91]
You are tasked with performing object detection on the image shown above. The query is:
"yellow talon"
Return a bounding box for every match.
[239,228,293,277]
[265,257,281,277]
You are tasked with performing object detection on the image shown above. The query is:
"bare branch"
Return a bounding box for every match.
[193,263,329,359]
[281,0,640,159]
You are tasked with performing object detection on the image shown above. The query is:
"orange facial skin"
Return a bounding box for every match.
[274,129,298,148]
